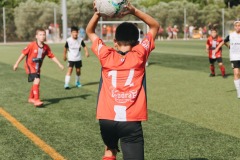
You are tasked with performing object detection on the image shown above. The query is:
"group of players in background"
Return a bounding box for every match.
[12,1,240,159]
[206,21,240,98]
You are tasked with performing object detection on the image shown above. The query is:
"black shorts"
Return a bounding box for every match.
[28,73,40,82]
[68,61,82,68]
[99,119,144,160]
[209,58,222,64]
[231,61,240,69]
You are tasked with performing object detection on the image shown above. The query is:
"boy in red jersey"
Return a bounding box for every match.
[13,29,64,107]
[86,2,159,160]
[206,27,226,78]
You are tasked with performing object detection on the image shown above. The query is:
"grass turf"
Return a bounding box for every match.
[0,40,240,160]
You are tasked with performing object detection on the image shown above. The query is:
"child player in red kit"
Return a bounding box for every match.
[206,27,226,78]
[86,2,159,160]
[13,29,64,107]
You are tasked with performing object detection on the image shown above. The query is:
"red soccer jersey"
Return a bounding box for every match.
[22,41,55,74]
[206,36,223,59]
[91,33,155,122]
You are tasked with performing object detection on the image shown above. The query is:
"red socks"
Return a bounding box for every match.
[29,86,34,99]
[210,65,215,75]
[220,65,225,76]
[32,84,40,100]
[102,156,116,160]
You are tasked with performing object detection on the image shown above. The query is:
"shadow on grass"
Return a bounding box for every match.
[148,53,231,74]
[83,81,99,86]
[42,94,91,107]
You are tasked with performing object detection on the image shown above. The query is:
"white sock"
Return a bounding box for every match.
[65,75,70,85]
[76,75,80,83]
[234,79,240,97]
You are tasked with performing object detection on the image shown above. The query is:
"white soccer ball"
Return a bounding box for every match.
[95,0,127,17]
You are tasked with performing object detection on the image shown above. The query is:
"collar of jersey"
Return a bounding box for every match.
[35,41,44,49]
[117,50,129,56]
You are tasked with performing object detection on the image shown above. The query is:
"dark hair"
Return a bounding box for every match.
[211,27,217,32]
[36,28,45,35]
[115,22,139,46]
[211,24,218,31]
[71,26,79,32]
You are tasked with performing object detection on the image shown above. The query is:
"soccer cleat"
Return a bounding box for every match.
[28,98,35,104]
[34,99,43,107]
[76,81,82,88]
[209,73,215,77]
[64,84,70,89]
[222,74,227,79]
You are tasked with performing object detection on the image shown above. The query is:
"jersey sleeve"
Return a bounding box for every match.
[224,35,230,43]
[91,38,111,60]
[139,32,155,57]
[81,41,86,47]
[45,45,55,58]
[22,43,32,55]
[65,41,69,48]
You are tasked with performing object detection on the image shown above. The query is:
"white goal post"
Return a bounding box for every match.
[97,19,148,40]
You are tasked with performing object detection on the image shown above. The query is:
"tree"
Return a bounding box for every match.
[67,0,93,27]
[228,5,240,20]
[139,0,181,7]
[224,0,240,8]
[147,1,200,32]
[14,0,60,40]
[0,0,22,8]
[0,0,59,8]
[198,3,228,33]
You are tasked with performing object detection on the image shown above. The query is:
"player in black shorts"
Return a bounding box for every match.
[206,27,226,78]
[63,26,89,89]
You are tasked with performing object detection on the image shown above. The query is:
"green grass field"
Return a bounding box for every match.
[0,40,240,160]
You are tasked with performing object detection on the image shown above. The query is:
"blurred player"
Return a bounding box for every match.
[206,27,226,78]
[63,26,89,89]
[214,20,240,98]
[13,29,64,107]
[86,2,159,160]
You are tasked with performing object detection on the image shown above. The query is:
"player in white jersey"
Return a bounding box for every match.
[214,20,240,98]
[63,26,89,89]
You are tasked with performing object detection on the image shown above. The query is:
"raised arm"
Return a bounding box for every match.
[121,3,160,38]
[86,12,101,43]
[13,54,26,71]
